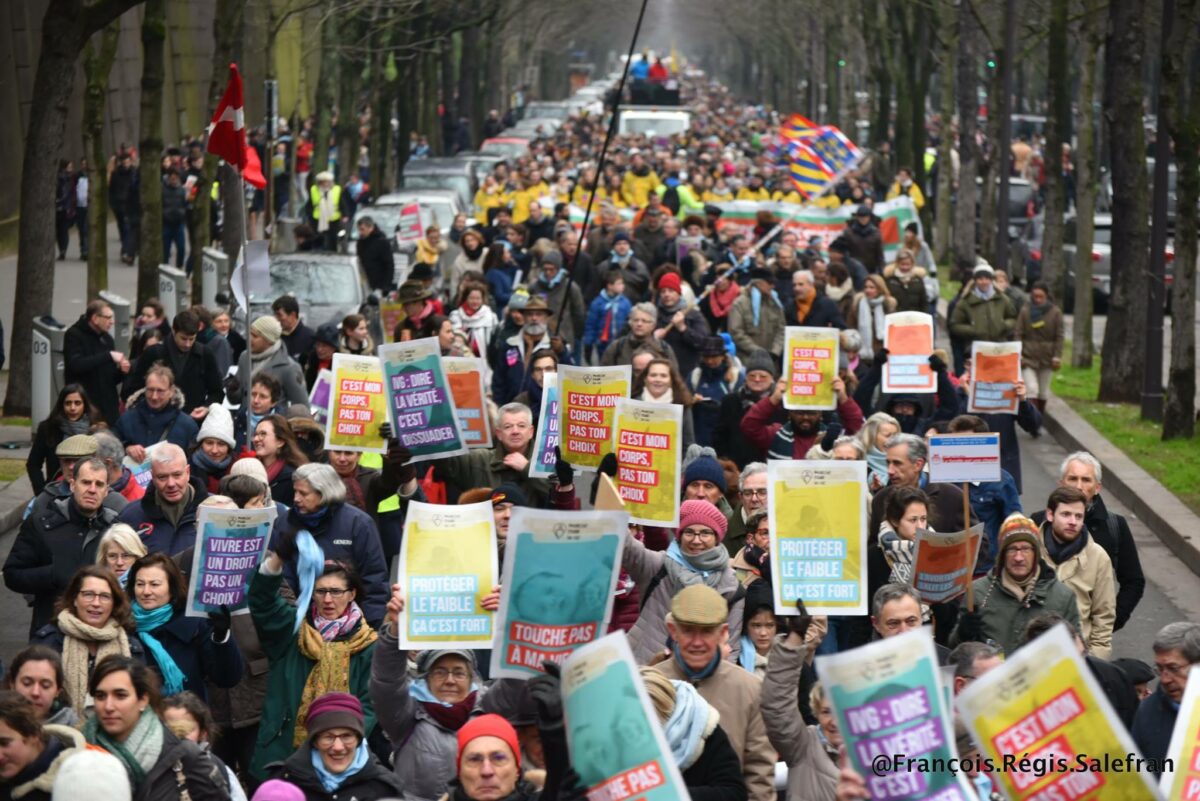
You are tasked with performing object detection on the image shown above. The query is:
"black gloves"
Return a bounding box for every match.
[557,770,589,801]
[789,598,812,640]
[820,424,843,453]
[273,528,299,563]
[554,446,574,488]
[875,348,889,365]
[929,352,948,373]
[209,605,232,642]
[527,661,564,733]
[955,609,985,643]
[589,452,620,505]
[385,434,415,484]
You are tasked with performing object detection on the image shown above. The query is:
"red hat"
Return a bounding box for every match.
[304,692,364,743]
[457,714,521,774]
[657,272,683,293]
[678,499,729,542]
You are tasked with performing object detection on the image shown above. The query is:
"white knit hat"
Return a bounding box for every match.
[53,750,131,800]
[196,404,237,449]
[229,456,270,486]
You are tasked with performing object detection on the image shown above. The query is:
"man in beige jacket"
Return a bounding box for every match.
[652,584,776,801]
[1040,486,1116,659]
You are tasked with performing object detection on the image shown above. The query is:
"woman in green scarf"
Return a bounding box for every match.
[82,655,229,800]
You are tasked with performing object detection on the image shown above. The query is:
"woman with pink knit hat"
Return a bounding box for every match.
[622,499,745,665]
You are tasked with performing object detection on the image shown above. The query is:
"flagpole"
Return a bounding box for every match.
[238,167,251,397]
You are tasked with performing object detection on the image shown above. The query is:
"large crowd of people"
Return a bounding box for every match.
[2,64,1186,801]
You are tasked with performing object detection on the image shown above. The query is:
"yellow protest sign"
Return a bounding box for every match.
[783,326,839,410]
[558,365,631,471]
[326,354,388,453]
[613,398,682,527]
[1160,666,1200,799]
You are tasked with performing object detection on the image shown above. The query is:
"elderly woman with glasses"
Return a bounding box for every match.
[247,547,379,782]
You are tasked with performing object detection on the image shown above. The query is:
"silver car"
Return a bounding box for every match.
[1062,214,1113,308]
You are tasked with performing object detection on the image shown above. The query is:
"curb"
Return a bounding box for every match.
[0,475,31,535]
[1042,394,1200,579]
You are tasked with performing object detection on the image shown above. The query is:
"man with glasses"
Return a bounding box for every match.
[947,641,1004,696]
[870,584,955,665]
[725,461,767,555]
[1133,622,1200,771]
[64,299,130,425]
[953,514,1080,658]
[434,402,551,507]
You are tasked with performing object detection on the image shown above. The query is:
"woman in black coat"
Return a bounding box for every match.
[26,383,104,494]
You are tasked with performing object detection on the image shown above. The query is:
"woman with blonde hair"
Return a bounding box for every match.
[847,274,896,364]
[857,411,900,492]
[95,523,148,585]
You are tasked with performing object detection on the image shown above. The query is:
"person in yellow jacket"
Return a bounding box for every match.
[572,167,604,207]
[473,175,510,218]
[621,153,661,208]
[703,176,734,203]
[511,169,550,223]
[885,166,926,210]
[735,174,770,201]
[771,184,804,204]
[307,171,349,251]
[605,173,630,208]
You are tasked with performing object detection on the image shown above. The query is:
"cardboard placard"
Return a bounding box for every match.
[928,433,1002,484]
[378,338,468,462]
[882,312,936,394]
[443,357,492,449]
[185,505,277,617]
[911,525,984,604]
[308,369,333,427]
[612,398,683,527]
[325,354,389,453]
[969,341,1022,415]
[529,373,561,478]
[783,326,840,410]
[558,365,631,471]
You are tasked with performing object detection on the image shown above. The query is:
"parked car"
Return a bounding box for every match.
[481,134,535,160]
[453,151,508,187]
[373,189,471,232]
[230,253,381,340]
[399,157,476,210]
[522,101,572,121]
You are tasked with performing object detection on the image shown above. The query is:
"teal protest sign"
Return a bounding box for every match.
[490,508,626,678]
[816,628,975,801]
[185,505,278,617]
[378,338,468,463]
[529,372,560,479]
[562,633,692,801]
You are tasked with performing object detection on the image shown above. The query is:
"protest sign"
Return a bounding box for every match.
[122,442,167,491]
[562,633,693,801]
[675,235,702,265]
[378,338,468,463]
[529,373,561,478]
[396,203,423,242]
[958,624,1164,800]
[491,508,627,678]
[969,342,1022,414]
[1160,667,1200,799]
[911,525,984,604]
[612,398,683,527]
[928,433,1001,484]
[398,500,497,649]
[558,365,631,471]
[817,628,976,801]
[882,312,936,394]
[783,327,840,410]
[380,302,405,344]
[443,357,492,449]
[308,369,333,427]
[185,505,277,617]
[768,460,868,616]
[326,354,389,453]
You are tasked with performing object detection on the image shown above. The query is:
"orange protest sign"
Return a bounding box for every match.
[882,312,936,393]
[443,357,492,449]
[969,342,1022,414]
[911,526,983,604]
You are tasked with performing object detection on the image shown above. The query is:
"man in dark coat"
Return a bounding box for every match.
[842,204,885,274]
[123,308,223,413]
[3,458,119,637]
[356,216,396,292]
[117,444,210,555]
[63,300,130,425]
[272,294,317,371]
[784,269,846,329]
[1132,621,1200,773]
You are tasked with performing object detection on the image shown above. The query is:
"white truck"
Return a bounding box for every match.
[617,107,692,137]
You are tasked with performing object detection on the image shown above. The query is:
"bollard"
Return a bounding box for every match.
[99,291,131,355]
[31,317,67,433]
[200,248,230,309]
[157,264,189,320]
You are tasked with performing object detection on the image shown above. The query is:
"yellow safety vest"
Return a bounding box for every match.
[310,184,343,222]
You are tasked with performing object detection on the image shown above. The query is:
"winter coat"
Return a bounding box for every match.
[448,305,500,361]
[784,293,846,330]
[265,741,402,801]
[677,725,750,801]
[949,290,1016,344]
[621,536,745,666]
[131,724,231,801]
[137,606,244,702]
[491,330,574,406]
[714,387,773,469]
[3,496,120,637]
[26,419,77,495]
[162,183,188,226]
[236,344,309,406]
[655,303,711,381]
[1087,653,1139,731]
[1015,302,1064,369]
[4,724,90,801]
[583,292,632,352]
[126,339,224,413]
[1132,685,1177,771]
[248,569,378,781]
[654,658,775,801]
[607,255,652,302]
[370,623,487,801]
[1039,524,1116,659]
[114,388,200,451]
[268,502,390,628]
[954,563,1081,656]
[434,440,551,510]
[359,228,396,291]
[842,220,884,273]
[846,293,896,363]
[599,333,678,370]
[118,477,211,556]
[268,462,298,507]
[1086,495,1143,631]
[281,323,318,371]
[760,638,838,801]
[882,264,929,313]
[727,289,785,359]
[739,394,865,462]
[63,315,124,425]
[690,364,741,448]
[530,278,586,346]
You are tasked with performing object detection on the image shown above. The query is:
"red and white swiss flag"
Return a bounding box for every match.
[206,64,246,170]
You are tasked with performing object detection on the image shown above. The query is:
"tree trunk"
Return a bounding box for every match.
[311,3,338,176]
[83,20,121,300]
[137,0,166,308]
[1039,0,1069,294]
[335,12,361,182]
[1162,0,1199,439]
[1071,1,1103,369]
[979,64,1003,268]
[953,0,979,279]
[1098,0,1151,402]
[5,0,142,416]
[459,9,480,147]
[934,6,955,266]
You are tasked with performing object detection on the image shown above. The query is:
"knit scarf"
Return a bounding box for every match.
[825,278,853,303]
[191,450,232,492]
[858,295,887,341]
[663,540,729,590]
[157,485,194,530]
[316,191,336,233]
[1042,527,1088,566]
[132,602,187,695]
[340,473,367,510]
[1030,300,1050,323]
[737,635,759,673]
[311,739,370,792]
[640,387,674,404]
[663,680,717,770]
[750,285,781,327]
[999,562,1041,605]
[311,600,365,642]
[416,238,445,265]
[598,290,623,342]
[866,447,890,488]
[409,679,480,731]
[57,610,131,716]
[707,284,741,320]
[83,706,163,787]
[61,418,91,438]
[793,293,815,323]
[973,283,996,301]
[250,339,284,370]
[293,615,377,746]
[609,250,632,266]
[543,269,566,289]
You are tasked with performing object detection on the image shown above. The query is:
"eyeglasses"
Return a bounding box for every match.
[430,667,471,681]
[681,528,716,541]
[79,590,114,603]
[315,731,359,748]
[1153,662,1193,679]
[463,751,512,768]
[313,588,350,598]
[740,489,767,498]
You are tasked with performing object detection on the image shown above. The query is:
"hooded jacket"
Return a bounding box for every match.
[7,725,92,801]
[882,263,929,313]
[114,387,200,451]
[949,289,1017,343]
[759,638,838,801]
[125,338,223,412]
[954,559,1081,657]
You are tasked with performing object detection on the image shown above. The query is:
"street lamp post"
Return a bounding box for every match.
[995,0,1017,272]
[1142,0,1172,422]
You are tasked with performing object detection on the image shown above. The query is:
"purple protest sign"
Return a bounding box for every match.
[186,505,277,617]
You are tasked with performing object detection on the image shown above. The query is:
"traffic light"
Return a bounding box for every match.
[986,58,996,69]
[837,58,846,67]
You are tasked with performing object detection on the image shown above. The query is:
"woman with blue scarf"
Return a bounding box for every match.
[858,411,900,493]
[127,553,243,704]
[265,692,401,800]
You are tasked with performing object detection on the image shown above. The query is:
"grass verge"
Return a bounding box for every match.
[0,460,25,484]
[1052,347,1200,516]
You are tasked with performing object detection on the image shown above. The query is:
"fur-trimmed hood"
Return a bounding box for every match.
[883,262,927,280]
[10,724,88,799]
[126,384,187,410]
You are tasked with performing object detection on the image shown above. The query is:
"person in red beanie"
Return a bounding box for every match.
[620,498,745,666]
[265,691,402,800]
[652,267,711,381]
